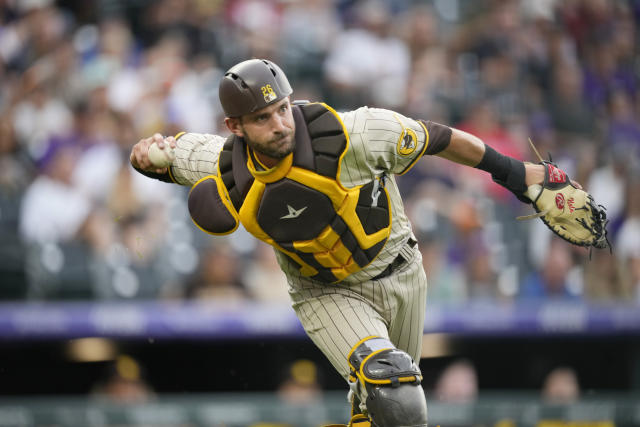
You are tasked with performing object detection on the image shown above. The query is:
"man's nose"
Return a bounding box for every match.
[270,114,287,133]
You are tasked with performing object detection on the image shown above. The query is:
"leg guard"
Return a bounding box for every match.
[322,416,370,427]
[348,337,428,427]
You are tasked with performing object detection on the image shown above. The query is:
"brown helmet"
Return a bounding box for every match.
[219,59,293,117]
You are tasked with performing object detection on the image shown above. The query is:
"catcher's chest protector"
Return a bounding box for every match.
[190,103,392,283]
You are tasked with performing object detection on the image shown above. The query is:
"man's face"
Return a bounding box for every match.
[226,97,295,160]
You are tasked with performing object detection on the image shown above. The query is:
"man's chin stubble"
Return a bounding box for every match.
[264,138,294,159]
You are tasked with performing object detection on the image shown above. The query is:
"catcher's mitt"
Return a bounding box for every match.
[518,142,610,251]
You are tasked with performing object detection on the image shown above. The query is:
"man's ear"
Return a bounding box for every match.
[225,117,244,137]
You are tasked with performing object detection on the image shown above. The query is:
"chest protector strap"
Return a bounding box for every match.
[189,103,392,283]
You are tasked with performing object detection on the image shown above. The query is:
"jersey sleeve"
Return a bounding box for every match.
[168,132,227,186]
[339,107,428,180]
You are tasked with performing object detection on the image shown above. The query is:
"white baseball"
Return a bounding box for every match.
[147,141,175,168]
[524,184,542,201]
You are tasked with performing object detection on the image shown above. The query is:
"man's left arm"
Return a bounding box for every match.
[435,127,545,194]
[430,126,610,250]
[345,107,542,197]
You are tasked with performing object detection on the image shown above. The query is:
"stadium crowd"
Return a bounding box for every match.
[0,0,639,305]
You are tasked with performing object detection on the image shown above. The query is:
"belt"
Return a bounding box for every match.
[371,237,417,280]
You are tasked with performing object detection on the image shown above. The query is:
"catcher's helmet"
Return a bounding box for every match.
[219,59,293,117]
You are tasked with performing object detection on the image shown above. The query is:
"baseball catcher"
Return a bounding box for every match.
[130,59,610,427]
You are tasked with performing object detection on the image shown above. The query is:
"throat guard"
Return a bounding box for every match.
[189,103,392,283]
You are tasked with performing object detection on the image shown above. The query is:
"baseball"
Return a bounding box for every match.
[147,141,175,168]
[524,184,542,201]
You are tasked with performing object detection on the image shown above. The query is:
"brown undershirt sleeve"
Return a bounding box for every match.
[131,166,174,183]
[419,120,452,156]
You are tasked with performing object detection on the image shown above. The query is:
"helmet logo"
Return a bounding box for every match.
[261,84,277,103]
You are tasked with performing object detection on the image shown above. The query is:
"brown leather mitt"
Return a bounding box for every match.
[519,160,610,250]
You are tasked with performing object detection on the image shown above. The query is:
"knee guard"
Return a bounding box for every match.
[348,337,428,427]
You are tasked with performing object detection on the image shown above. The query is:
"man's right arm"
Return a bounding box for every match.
[129,132,227,186]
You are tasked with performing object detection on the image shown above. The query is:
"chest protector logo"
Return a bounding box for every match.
[188,103,392,283]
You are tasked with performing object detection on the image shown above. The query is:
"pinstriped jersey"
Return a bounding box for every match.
[169,106,428,284]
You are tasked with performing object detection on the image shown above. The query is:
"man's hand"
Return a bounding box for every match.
[524,163,545,187]
[130,133,177,174]
[525,163,583,190]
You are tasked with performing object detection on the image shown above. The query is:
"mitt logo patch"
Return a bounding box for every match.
[567,197,575,213]
[547,164,567,183]
[555,193,565,210]
[397,129,417,156]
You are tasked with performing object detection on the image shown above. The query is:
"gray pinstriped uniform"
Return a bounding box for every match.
[170,106,429,382]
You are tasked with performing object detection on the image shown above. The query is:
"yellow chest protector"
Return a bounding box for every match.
[188,103,392,283]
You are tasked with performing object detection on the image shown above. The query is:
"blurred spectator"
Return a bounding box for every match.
[185,242,248,301]
[582,38,636,114]
[243,242,290,304]
[0,0,67,71]
[616,176,640,303]
[616,176,640,257]
[107,213,167,299]
[13,84,73,160]
[98,18,146,113]
[548,61,596,138]
[72,107,132,203]
[279,0,341,83]
[406,180,469,305]
[420,239,467,305]
[434,359,478,403]
[224,0,282,61]
[0,117,32,213]
[541,366,580,404]
[19,140,90,244]
[607,89,640,166]
[584,250,630,303]
[400,5,452,120]
[586,147,628,226]
[137,0,203,54]
[324,0,410,109]
[277,359,323,405]
[582,167,632,307]
[464,241,499,302]
[519,240,582,301]
[91,354,154,404]
[167,52,223,133]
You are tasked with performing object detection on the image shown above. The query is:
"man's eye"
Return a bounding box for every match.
[280,104,288,112]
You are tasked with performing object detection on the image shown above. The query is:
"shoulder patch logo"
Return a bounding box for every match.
[397,128,417,156]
